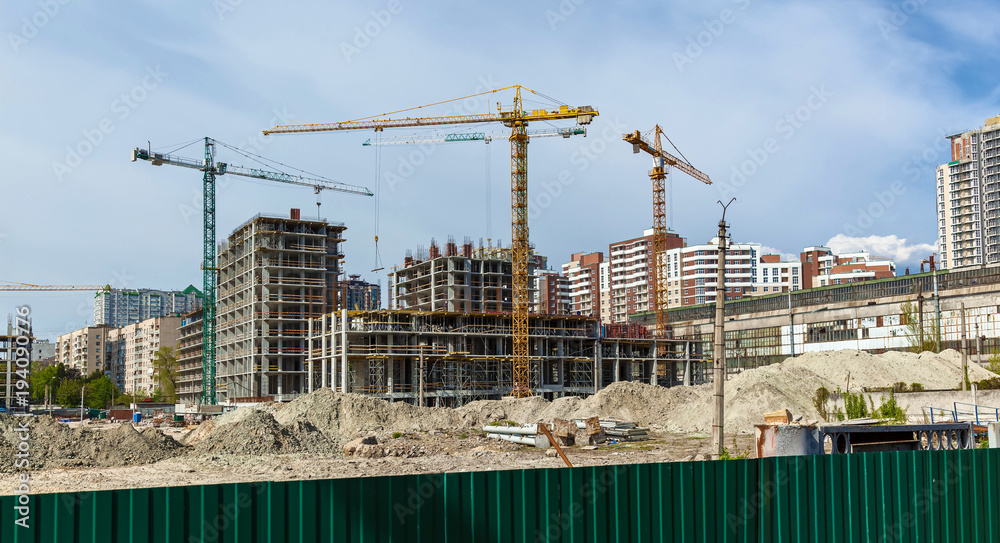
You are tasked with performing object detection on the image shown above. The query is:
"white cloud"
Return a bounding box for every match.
[825,234,937,263]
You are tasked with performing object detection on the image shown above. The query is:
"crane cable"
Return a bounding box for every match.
[372,130,384,272]
[485,137,492,242]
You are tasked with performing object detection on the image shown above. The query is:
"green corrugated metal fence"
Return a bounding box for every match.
[2,447,998,542]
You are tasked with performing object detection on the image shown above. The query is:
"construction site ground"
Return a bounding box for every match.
[0,348,992,495]
[3,428,754,495]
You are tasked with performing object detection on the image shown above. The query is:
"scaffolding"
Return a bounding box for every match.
[306,309,707,405]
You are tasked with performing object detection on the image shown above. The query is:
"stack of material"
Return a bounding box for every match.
[571,417,606,445]
[483,423,551,448]
[600,420,649,441]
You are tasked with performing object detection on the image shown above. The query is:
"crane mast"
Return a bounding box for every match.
[265,85,597,398]
[623,126,711,345]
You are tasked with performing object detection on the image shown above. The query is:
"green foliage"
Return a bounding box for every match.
[56,378,83,408]
[151,346,179,403]
[84,375,118,409]
[843,390,869,420]
[459,433,469,439]
[900,300,940,353]
[30,363,68,402]
[910,382,925,392]
[719,437,751,460]
[973,377,1000,390]
[813,386,831,421]
[872,391,907,423]
[488,420,518,427]
[392,432,403,439]
[987,348,1000,375]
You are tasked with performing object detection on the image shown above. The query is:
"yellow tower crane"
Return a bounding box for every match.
[264,85,597,398]
[623,126,712,341]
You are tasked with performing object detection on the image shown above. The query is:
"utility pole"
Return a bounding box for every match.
[712,198,735,460]
[961,302,968,391]
[80,384,86,422]
[787,291,794,357]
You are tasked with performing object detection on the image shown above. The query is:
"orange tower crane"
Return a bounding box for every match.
[264,85,597,397]
[623,126,711,341]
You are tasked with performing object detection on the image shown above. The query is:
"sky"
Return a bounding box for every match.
[2,0,999,340]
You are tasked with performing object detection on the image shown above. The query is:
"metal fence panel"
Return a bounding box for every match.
[2,447,999,542]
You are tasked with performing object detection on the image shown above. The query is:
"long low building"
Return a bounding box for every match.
[631,265,1000,372]
[304,310,707,406]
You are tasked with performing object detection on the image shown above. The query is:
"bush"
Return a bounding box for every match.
[872,391,907,423]
[974,377,1000,390]
[391,432,403,439]
[843,391,869,420]
[813,387,831,421]
[910,383,925,392]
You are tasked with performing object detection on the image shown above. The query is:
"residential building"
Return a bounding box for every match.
[813,251,895,287]
[389,238,542,313]
[562,252,603,316]
[608,229,686,323]
[598,262,611,323]
[535,269,569,315]
[57,326,111,375]
[342,275,381,311]
[175,309,203,404]
[106,316,181,396]
[94,286,203,328]
[680,239,760,306]
[754,254,802,295]
[937,115,1000,269]
[30,339,55,362]
[216,210,345,402]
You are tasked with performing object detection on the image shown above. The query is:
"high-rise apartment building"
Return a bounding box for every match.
[535,269,569,315]
[679,239,760,306]
[176,309,203,404]
[342,275,381,311]
[216,210,345,402]
[94,286,202,328]
[598,262,611,323]
[937,115,1000,269]
[105,316,181,396]
[608,229,685,323]
[562,252,603,317]
[57,326,110,375]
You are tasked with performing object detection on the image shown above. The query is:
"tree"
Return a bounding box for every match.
[151,346,179,403]
[900,300,939,353]
[56,378,83,408]
[84,375,118,409]
[30,363,67,403]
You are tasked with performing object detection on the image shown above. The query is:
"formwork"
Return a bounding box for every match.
[305,309,707,405]
[4,448,999,542]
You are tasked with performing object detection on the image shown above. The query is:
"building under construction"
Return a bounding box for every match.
[216,211,346,402]
[388,237,545,313]
[304,309,707,405]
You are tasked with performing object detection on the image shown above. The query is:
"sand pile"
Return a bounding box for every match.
[195,409,337,455]
[0,416,185,472]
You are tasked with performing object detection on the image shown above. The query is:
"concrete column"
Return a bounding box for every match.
[321,315,329,389]
[651,340,658,386]
[340,309,348,392]
[387,333,394,396]
[683,340,692,386]
[307,317,314,394]
[594,339,602,393]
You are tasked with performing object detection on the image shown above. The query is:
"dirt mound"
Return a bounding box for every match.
[0,416,185,472]
[273,389,463,436]
[195,410,315,455]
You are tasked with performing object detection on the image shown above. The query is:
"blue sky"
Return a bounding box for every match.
[2,0,998,339]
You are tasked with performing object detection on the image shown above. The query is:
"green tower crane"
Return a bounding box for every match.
[132,137,373,404]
